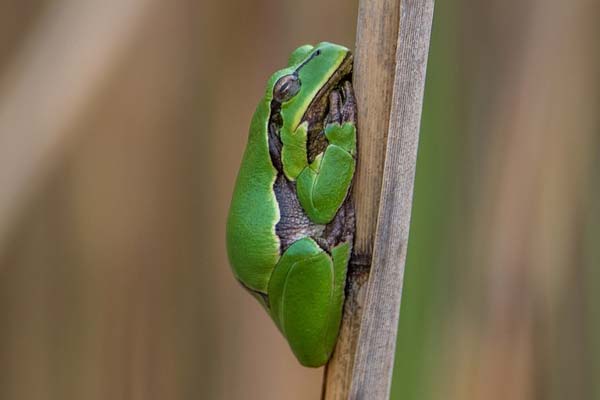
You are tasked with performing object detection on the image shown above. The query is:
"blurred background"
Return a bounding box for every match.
[0,1,598,399]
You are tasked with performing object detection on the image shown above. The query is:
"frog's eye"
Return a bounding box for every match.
[273,74,301,103]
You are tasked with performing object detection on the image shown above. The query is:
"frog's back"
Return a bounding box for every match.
[226,99,281,294]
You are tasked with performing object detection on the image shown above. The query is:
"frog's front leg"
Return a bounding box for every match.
[281,82,357,224]
[268,237,351,367]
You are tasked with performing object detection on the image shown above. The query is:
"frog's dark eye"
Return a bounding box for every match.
[273,74,301,102]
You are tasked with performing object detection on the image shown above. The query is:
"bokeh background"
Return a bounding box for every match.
[0,1,598,399]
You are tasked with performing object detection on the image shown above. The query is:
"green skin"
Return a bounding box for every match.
[226,42,356,367]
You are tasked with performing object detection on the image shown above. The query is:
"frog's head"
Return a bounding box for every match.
[266,42,353,135]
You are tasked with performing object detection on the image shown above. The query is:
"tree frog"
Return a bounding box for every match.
[226,42,356,367]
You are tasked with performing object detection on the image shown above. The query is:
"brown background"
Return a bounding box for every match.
[0,1,598,399]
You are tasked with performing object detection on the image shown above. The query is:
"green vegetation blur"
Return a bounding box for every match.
[0,1,597,399]
[392,1,600,399]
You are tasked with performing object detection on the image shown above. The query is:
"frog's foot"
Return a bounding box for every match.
[267,237,350,367]
[325,80,356,127]
[296,83,357,224]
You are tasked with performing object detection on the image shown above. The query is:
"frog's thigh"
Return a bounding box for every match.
[297,145,356,224]
[268,238,337,367]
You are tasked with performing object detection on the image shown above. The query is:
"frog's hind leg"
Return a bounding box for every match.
[268,237,350,367]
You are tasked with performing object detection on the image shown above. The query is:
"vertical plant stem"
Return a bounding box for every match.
[323,0,434,399]
[322,0,401,397]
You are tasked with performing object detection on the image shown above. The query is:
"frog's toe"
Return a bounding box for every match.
[341,81,356,124]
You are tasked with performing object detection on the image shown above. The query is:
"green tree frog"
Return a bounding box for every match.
[226,42,356,367]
